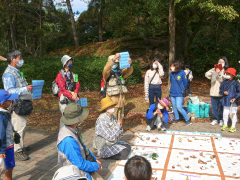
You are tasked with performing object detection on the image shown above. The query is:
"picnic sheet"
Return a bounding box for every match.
[107,132,240,180]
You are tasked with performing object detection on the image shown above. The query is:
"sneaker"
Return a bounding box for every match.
[15,151,29,161]
[171,120,180,124]
[184,120,192,126]
[160,124,166,131]
[146,125,151,132]
[210,120,218,125]
[221,125,228,131]
[23,146,30,152]
[219,120,223,127]
[229,126,236,133]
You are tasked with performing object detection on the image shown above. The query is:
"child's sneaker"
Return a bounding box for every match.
[146,125,151,132]
[221,125,228,131]
[219,120,223,127]
[228,126,236,133]
[184,120,192,126]
[210,120,218,125]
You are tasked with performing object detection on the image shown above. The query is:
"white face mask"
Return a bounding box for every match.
[107,107,115,114]
[171,67,175,71]
[158,104,163,109]
[152,64,158,69]
[218,63,225,67]
[15,59,24,68]
[225,75,231,79]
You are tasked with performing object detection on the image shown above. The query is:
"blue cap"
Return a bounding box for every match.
[0,90,19,104]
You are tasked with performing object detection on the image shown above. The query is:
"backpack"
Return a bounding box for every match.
[52,70,74,97]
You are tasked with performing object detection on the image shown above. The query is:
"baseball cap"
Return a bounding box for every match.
[52,165,87,180]
[0,90,19,104]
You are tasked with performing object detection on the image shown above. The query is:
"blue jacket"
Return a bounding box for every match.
[219,79,240,107]
[170,70,188,97]
[58,136,99,180]
[145,103,168,123]
[0,113,9,154]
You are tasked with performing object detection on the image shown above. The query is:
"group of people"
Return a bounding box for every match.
[0,49,239,180]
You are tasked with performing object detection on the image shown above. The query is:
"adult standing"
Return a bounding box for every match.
[169,61,191,125]
[93,97,131,160]
[205,56,229,126]
[102,53,133,119]
[2,50,34,161]
[55,55,80,129]
[57,103,102,180]
[144,58,164,105]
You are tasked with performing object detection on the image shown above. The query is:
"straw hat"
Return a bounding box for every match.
[99,97,117,112]
[108,55,119,63]
[61,103,89,125]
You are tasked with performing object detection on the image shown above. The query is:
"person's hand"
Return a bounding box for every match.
[96,160,102,169]
[128,58,132,64]
[230,98,236,103]
[75,97,79,102]
[114,53,121,60]
[215,68,221,74]
[72,93,77,100]
[117,115,122,126]
[26,85,34,92]
[154,109,161,116]
[224,91,228,95]
[0,154,6,159]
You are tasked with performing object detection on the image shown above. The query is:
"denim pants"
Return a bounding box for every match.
[211,96,223,121]
[170,96,190,121]
[149,84,162,105]
[186,80,191,95]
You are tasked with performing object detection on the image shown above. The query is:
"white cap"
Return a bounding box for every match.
[61,55,73,67]
[52,165,87,180]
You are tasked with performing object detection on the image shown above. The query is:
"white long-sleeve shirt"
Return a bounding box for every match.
[144,64,164,94]
[184,69,193,81]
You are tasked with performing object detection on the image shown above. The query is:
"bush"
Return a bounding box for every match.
[0,56,142,93]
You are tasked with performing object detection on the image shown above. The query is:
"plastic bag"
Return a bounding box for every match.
[0,157,7,175]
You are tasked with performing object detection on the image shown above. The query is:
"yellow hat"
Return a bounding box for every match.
[99,97,117,112]
[108,55,119,63]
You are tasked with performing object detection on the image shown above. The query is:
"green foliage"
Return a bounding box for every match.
[0,56,142,93]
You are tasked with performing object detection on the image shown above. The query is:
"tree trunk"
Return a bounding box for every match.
[12,13,17,49]
[66,0,79,47]
[39,0,43,57]
[163,0,175,92]
[98,0,105,42]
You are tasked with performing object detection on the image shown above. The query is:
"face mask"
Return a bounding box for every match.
[152,64,158,69]
[158,104,163,109]
[225,75,231,79]
[68,63,73,68]
[218,63,225,67]
[171,67,175,71]
[111,64,119,73]
[15,59,24,68]
[107,107,115,114]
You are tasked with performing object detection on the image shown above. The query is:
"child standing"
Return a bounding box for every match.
[145,98,169,131]
[219,68,240,132]
[184,63,193,97]
[0,90,19,180]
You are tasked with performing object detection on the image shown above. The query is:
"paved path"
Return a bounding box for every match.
[11,122,240,180]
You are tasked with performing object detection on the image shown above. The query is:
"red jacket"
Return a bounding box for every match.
[55,71,80,100]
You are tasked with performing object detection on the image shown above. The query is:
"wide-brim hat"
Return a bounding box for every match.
[0,90,19,104]
[224,68,237,77]
[158,98,169,108]
[61,103,89,125]
[108,55,119,63]
[61,55,74,67]
[99,97,117,112]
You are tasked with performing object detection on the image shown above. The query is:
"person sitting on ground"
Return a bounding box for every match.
[93,97,131,160]
[219,68,240,133]
[0,90,19,180]
[184,63,193,97]
[145,98,169,131]
[57,103,102,180]
[52,165,87,180]
[205,56,229,126]
[124,155,152,180]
